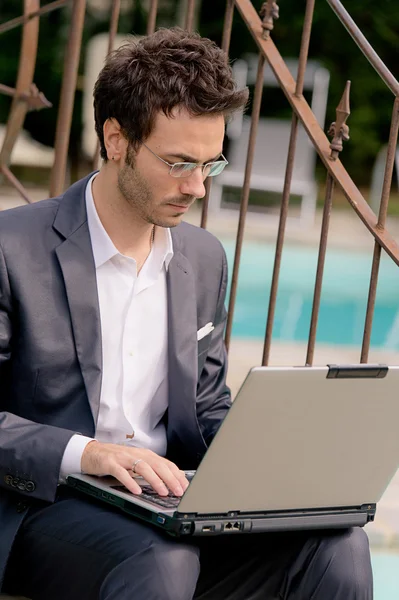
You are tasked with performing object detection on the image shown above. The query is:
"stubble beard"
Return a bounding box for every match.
[117,146,158,226]
[117,145,195,228]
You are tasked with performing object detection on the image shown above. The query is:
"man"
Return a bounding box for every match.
[0,28,372,599]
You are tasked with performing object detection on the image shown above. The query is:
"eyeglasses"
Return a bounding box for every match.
[141,142,228,179]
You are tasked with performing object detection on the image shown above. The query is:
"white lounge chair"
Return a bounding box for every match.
[210,56,330,227]
[369,144,399,214]
[0,124,54,169]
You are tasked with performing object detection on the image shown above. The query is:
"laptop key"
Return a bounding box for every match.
[141,491,180,508]
[111,485,181,508]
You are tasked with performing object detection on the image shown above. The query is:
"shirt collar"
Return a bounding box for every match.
[85,173,174,270]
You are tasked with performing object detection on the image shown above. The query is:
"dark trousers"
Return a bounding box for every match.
[4,492,373,600]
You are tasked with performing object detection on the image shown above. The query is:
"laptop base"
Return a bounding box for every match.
[67,475,375,537]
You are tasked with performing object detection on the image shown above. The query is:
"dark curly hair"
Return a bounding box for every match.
[93,27,249,161]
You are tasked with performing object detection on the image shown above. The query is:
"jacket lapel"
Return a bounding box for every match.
[51,179,205,452]
[167,232,207,462]
[53,174,102,425]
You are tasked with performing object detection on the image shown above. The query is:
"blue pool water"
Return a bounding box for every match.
[223,241,399,349]
[372,552,399,599]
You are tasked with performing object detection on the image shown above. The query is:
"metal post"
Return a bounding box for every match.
[184,0,196,31]
[262,0,316,365]
[147,0,158,35]
[92,0,121,170]
[305,173,334,365]
[306,81,351,365]
[50,0,86,197]
[360,97,399,362]
[200,179,211,229]
[0,0,39,169]
[225,54,265,351]
[221,0,235,55]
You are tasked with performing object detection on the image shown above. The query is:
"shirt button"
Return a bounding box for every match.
[129,351,134,356]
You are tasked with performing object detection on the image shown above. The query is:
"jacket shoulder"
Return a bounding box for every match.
[0,197,61,238]
[175,221,226,263]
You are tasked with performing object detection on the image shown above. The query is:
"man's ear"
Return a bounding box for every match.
[103,118,126,161]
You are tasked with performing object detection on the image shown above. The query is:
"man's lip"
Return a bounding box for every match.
[168,203,191,210]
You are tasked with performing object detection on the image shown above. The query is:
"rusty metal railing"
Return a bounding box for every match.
[225,0,399,367]
[1,0,398,367]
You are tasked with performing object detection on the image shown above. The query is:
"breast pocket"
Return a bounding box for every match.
[197,333,211,357]
[197,333,213,376]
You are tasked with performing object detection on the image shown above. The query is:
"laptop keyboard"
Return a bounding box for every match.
[112,485,181,509]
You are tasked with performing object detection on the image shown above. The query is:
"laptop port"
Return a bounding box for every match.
[181,523,193,534]
[224,522,241,532]
[202,525,215,533]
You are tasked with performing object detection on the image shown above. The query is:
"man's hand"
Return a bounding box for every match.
[81,442,189,497]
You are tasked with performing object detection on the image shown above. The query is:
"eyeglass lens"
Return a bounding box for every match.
[170,161,227,179]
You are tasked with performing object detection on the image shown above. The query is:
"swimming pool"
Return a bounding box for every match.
[223,240,399,349]
[372,552,399,599]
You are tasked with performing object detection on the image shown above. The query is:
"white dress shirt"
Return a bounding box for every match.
[60,174,173,478]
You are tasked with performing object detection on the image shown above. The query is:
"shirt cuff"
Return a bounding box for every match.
[59,434,95,483]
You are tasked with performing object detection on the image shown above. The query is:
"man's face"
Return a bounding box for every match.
[117,108,225,228]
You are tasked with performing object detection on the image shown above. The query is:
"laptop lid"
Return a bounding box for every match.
[177,365,399,515]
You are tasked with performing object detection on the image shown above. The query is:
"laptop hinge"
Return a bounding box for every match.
[327,364,388,379]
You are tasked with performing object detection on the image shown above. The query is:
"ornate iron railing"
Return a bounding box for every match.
[1,0,398,367]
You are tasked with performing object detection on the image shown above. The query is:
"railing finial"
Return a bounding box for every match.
[260,0,279,40]
[24,83,53,111]
[328,80,351,160]
[0,82,52,111]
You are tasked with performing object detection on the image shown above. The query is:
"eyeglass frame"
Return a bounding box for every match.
[140,141,228,179]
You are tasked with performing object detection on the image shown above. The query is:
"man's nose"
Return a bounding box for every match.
[179,167,206,199]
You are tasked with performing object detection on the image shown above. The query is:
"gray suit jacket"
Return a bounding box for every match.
[0,173,231,587]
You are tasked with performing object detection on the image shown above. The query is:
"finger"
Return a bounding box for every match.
[110,463,143,495]
[133,461,170,496]
[119,449,185,495]
[148,462,185,496]
[177,470,190,491]
[165,461,190,491]
[128,470,146,481]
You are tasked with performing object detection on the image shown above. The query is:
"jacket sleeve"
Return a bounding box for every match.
[0,242,76,503]
[195,246,232,447]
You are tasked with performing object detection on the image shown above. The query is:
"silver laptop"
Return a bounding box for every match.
[66,364,399,536]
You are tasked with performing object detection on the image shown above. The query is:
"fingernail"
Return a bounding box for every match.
[160,485,168,496]
[175,485,184,496]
